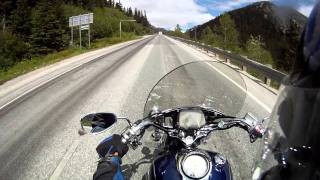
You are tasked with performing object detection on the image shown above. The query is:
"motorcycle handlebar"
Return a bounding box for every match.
[216,118,265,142]
[121,116,265,145]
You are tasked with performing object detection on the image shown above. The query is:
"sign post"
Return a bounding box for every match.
[69,13,93,48]
[88,24,90,48]
[79,24,82,48]
[119,19,136,39]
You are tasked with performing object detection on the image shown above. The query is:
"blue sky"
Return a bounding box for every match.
[121,0,318,31]
[196,0,316,17]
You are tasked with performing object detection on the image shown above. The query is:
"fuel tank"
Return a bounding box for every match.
[147,150,232,180]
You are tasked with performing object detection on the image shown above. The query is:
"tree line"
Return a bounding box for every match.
[168,14,285,71]
[176,13,302,73]
[0,0,152,70]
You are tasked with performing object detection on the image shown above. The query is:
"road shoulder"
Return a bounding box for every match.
[0,36,150,110]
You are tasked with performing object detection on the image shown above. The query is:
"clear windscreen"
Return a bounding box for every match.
[143,61,247,118]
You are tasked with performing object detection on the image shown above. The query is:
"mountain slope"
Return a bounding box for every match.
[188,1,307,72]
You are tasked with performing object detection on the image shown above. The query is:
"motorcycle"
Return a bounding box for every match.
[79,61,266,180]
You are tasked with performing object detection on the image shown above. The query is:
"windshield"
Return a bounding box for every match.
[143,61,247,118]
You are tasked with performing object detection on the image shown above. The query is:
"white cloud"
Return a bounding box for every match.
[298,4,313,16]
[120,0,214,30]
[203,0,271,12]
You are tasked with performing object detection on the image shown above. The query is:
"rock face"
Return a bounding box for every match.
[188,1,308,72]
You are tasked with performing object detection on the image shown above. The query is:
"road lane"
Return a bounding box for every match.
[0,36,155,179]
[0,35,277,180]
[0,37,152,111]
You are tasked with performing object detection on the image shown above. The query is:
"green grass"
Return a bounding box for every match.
[0,34,139,84]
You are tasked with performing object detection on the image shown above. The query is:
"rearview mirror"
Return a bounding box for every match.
[79,113,117,135]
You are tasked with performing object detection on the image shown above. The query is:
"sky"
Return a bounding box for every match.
[120,0,318,31]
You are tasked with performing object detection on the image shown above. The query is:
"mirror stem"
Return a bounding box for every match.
[118,117,132,127]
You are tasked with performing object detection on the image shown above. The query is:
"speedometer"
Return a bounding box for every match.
[179,151,211,179]
[178,110,206,129]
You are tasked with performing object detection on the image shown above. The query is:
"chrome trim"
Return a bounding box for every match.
[177,150,212,179]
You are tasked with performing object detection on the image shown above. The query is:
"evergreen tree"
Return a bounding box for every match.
[106,0,111,7]
[201,26,214,44]
[0,0,153,71]
[30,0,68,54]
[128,7,133,17]
[0,31,28,70]
[218,14,240,52]
[0,0,14,32]
[175,24,182,32]
[115,2,122,11]
[282,19,301,71]
[10,0,32,40]
[172,24,185,37]
[134,8,138,19]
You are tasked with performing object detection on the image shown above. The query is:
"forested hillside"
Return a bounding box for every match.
[0,0,152,71]
[185,1,307,72]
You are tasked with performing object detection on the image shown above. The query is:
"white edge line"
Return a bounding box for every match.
[0,38,147,111]
[206,62,272,113]
[0,62,85,111]
[49,139,80,180]
[165,35,272,113]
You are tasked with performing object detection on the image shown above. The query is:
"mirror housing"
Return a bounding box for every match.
[79,113,117,135]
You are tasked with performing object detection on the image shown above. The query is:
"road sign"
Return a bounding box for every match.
[80,25,89,30]
[89,13,93,23]
[69,13,94,49]
[69,13,93,27]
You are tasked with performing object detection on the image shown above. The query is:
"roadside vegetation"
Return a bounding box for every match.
[0,33,138,84]
[179,14,274,66]
[0,0,152,84]
[167,1,306,75]
[166,13,282,88]
[169,14,274,69]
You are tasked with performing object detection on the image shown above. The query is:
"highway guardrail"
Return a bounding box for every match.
[171,36,287,87]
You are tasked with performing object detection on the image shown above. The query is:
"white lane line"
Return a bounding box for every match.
[165,35,272,112]
[206,62,272,113]
[49,139,80,180]
[0,38,149,112]
[0,62,86,111]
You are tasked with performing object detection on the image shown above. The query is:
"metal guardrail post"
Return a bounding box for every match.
[241,65,247,72]
[264,77,271,86]
[264,64,273,86]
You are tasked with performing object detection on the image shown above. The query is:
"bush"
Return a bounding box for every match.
[245,35,273,66]
[0,31,29,70]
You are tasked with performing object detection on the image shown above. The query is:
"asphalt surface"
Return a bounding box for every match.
[0,35,276,180]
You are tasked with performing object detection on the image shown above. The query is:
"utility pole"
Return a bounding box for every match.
[119,19,136,39]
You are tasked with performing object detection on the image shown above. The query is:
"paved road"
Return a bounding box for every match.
[0,35,277,180]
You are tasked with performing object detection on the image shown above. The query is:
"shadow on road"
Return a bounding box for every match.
[122,146,161,179]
